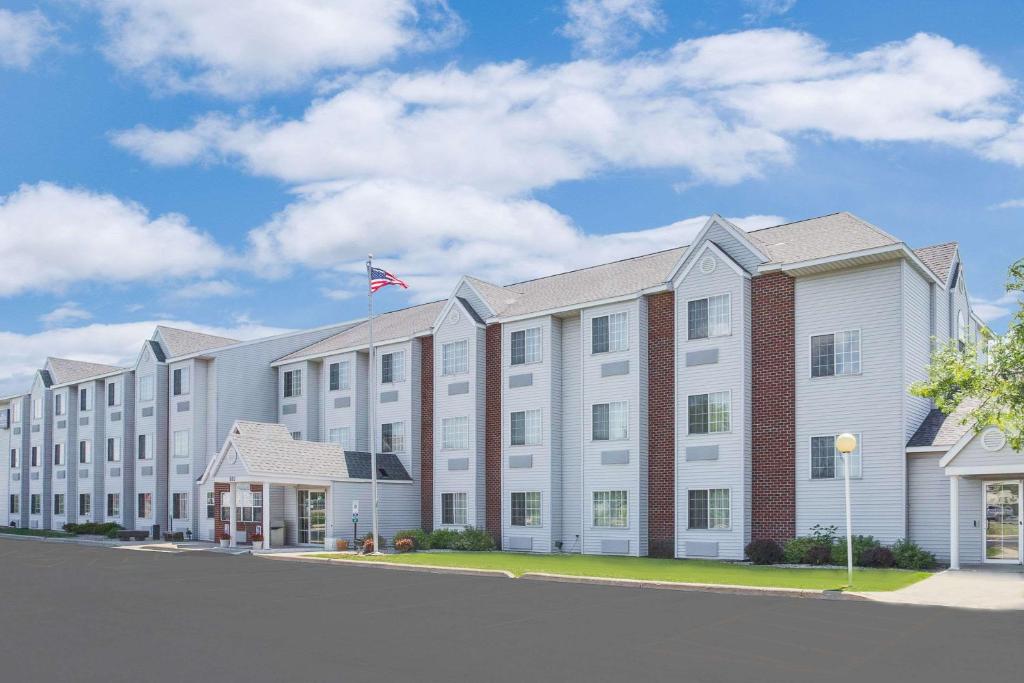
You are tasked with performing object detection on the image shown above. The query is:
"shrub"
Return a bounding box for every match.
[335,539,350,551]
[451,527,496,551]
[394,538,414,553]
[362,537,376,553]
[428,528,460,550]
[891,539,937,570]
[745,539,783,565]
[809,524,838,546]
[831,535,881,567]
[860,546,896,568]
[393,528,431,550]
[804,544,832,566]
[783,536,818,564]
[63,522,123,536]
[360,532,387,552]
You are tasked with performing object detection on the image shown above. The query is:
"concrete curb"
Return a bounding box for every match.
[257,553,862,599]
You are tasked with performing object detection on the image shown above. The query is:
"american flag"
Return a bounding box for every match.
[368,266,408,293]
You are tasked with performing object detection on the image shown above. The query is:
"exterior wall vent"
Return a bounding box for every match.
[981,427,1006,452]
[699,255,717,275]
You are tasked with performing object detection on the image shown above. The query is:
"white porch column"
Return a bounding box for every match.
[262,482,271,550]
[949,475,960,570]
[324,484,333,551]
[228,482,237,548]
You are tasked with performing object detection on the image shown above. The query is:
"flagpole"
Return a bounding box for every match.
[367,254,380,555]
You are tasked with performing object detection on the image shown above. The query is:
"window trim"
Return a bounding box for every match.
[685,390,732,435]
[509,408,542,447]
[808,328,863,379]
[808,433,864,481]
[173,366,191,397]
[173,429,190,459]
[283,369,302,398]
[137,492,153,519]
[440,491,468,527]
[138,375,155,402]
[686,487,732,531]
[591,489,629,529]
[510,491,543,528]
[441,339,470,377]
[509,327,543,366]
[107,493,120,518]
[686,293,732,341]
[441,416,470,451]
[380,350,405,384]
[590,311,630,355]
[106,437,121,463]
[591,401,629,442]
[328,360,351,392]
[380,421,406,454]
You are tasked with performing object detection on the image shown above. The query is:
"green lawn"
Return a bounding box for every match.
[309,551,930,592]
[0,526,73,539]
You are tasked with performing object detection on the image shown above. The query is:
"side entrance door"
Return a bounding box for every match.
[984,480,1022,564]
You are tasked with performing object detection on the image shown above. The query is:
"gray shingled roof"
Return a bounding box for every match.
[222,422,411,481]
[464,276,520,314]
[914,242,958,284]
[276,301,444,363]
[746,212,898,265]
[907,399,981,448]
[156,325,239,358]
[46,357,124,385]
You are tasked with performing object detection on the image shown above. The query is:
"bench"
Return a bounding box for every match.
[117,530,149,541]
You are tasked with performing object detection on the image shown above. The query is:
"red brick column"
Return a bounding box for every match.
[214,482,229,543]
[484,323,502,547]
[646,292,676,557]
[751,272,796,543]
[420,335,434,532]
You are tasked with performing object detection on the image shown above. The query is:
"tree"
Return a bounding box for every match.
[912,258,1024,450]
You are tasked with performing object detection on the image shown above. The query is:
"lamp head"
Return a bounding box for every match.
[836,432,857,455]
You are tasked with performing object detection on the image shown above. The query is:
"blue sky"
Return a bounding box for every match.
[0,0,1022,393]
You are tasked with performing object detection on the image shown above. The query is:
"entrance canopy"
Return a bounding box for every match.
[198,421,412,487]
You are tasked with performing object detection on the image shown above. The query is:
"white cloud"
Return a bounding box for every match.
[247,178,782,301]
[172,279,246,299]
[983,114,1024,166]
[0,319,291,397]
[971,292,1021,323]
[91,0,463,97]
[742,0,797,23]
[0,182,228,297]
[113,31,1013,194]
[988,198,1024,210]
[0,9,59,69]
[561,0,665,57]
[39,302,93,328]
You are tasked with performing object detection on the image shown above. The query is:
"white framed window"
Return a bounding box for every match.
[138,493,152,519]
[381,422,405,453]
[9,494,19,514]
[10,401,20,423]
[592,401,628,441]
[54,393,64,416]
[53,443,64,466]
[107,380,121,407]
[172,492,189,520]
[442,416,470,450]
[207,492,216,519]
[79,387,90,411]
[283,369,302,398]
[291,431,302,440]
[173,430,190,458]
[592,312,628,354]
[592,490,628,528]
[173,366,190,396]
[79,493,91,516]
[687,392,730,434]
[234,489,263,522]
[32,398,42,420]
[30,446,39,467]
[107,437,121,463]
[79,440,91,464]
[688,489,730,529]
[53,493,65,516]
[329,361,350,391]
[441,492,467,525]
[687,294,731,340]
[137,434,149,460]
[810,330,861,378]
[510,409,541,446]
[511,492,541,527]
[107,493,120,517]
[328,427,354,450]
[510,327,542,365]
[30,494,41,515]
[139,375,154,402]
[810,433,863,480]
[10,448,18,468]
[381,351,405,384]
[442,340,469,376]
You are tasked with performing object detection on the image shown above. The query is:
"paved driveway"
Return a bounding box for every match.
[0,538,1018,682]
[857,565,1024,610]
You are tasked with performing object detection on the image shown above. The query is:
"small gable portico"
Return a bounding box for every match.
[198,421,412,550]
[939,426,1024,569]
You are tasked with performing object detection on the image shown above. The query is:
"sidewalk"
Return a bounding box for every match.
[853,566,1024,610]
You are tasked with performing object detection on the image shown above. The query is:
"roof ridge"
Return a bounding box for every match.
[156,324,239,340]
[915,241,959,250]
[745,211,845,234]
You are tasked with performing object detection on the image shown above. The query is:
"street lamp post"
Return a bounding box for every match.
[835,433,858,588]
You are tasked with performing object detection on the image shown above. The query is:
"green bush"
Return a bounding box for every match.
[783,537,818,564]
[428,528,460,549]
[891,539,937,570]
[860,546,896,568]
[451,527,496,551]
[804,544,832,565]
[359,532,388,549]
[745,539,784,564]
[392,529,431,550]
[831,535,881,567]
[63,522,123,536]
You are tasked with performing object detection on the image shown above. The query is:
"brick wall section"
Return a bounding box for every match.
[646,291,676,557]
[751,272,796,543]
[213,482,263,544]
[420,335,434,532]
[484,323,502,548]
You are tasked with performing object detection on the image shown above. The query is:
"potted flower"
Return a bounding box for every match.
[335,539,349,551]
[250,533,263,550]
[219,535,230,548]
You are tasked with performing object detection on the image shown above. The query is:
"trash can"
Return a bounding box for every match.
[151,524,160,540]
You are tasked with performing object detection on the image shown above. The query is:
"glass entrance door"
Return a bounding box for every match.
[298,490,326,545]
[984,481,1021,563]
